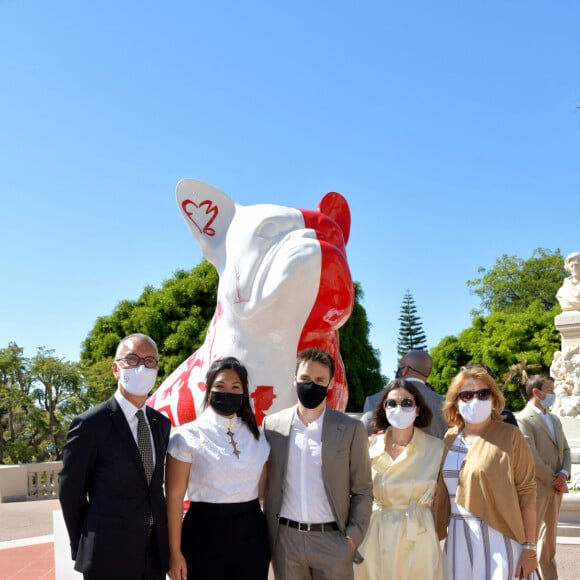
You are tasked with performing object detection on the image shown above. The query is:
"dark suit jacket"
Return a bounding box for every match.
[59,396,171,579]
[262,406,372,554]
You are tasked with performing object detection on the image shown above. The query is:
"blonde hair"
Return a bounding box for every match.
[443,366,505,427]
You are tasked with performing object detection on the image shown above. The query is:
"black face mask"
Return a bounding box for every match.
[210,391,243,417]
[296,381,328,409]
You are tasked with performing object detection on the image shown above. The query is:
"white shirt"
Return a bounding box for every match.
[114,390,156,465]
[168,406,270,503]
[279,407,335,523]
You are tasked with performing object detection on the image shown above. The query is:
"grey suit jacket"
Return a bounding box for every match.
[517,404,571,497]
[262,406,372,551]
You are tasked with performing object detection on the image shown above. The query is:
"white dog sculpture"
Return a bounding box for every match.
[149,179,354,426]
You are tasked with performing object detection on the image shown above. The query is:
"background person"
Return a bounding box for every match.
[59,333,171,580]
[355,379,444,580]
[263,347,372,580]
[362,350,447,438]
[517,375,571,580]
[433,366,538,580]
[165,357,270,580]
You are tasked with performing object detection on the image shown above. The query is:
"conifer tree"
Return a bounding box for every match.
[397,291,427,357]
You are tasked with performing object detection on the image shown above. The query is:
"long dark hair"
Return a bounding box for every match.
[202,357,260,440]
[370,379,433,434]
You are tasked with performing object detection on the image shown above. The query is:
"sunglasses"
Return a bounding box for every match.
[457,388,493,403]
[384,398,415,409]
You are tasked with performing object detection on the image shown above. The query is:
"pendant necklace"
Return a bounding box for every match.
[226,419,241,459]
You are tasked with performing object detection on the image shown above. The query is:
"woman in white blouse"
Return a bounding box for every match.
[165,357,271,580]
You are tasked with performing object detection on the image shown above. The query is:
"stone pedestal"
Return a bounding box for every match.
[552,312,580,418]
[555,311,580,351]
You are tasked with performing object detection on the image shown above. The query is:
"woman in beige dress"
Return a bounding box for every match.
[355,379,444,580]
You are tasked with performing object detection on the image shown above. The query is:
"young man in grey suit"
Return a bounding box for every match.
[59,333,171,580]
[263,348,372,580]
[517,375,571,580]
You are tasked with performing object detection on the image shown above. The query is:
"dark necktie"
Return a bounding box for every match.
[136,409,154,484]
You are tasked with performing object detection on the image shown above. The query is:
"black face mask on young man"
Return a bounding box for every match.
[296,381,328,409]
[209,391,243,417]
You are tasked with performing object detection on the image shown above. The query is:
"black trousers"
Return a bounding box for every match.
[182,499,270,580]
[83,526,165,580]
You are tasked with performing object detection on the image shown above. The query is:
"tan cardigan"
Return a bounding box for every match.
[433,420,536,543]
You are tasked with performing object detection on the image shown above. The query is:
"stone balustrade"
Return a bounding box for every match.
[0,462,62,502]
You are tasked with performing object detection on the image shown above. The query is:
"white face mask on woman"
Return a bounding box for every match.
[118,365,157,397]
[458,399,492,424]
[386,406,417,429]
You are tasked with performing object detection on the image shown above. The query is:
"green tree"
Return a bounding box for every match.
[430,248,564,409]
[339,283,385,412]
[30,348,83,458]
[81,261,219,392]
[0,343,33,463]
[397,291,427,357]
[0,344,83,463]
[466,247,565,316]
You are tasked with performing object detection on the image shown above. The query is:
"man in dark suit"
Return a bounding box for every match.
[59,333,171,580]
[517,375,571,580]
[263,348,372,580]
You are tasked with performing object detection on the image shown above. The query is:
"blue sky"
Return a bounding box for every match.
[1,0,579,379]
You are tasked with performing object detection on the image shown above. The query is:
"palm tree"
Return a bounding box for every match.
[502,358,542,405]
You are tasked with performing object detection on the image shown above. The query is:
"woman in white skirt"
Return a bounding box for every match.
[433,365,538,580]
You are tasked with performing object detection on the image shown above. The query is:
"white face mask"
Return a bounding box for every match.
[386,406,417,429]
[458,399,492,424]
[118,365,157,397]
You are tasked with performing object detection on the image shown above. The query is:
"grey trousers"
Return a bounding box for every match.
[272,524,355,580]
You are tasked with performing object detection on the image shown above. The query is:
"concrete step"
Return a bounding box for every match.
[557,522,580,538]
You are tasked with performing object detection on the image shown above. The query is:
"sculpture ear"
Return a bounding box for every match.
[176,179,237,270]
[317,192,351,245]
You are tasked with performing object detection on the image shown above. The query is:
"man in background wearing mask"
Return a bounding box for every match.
[517,375,571,580]
[263,347,372,580]
[361,350,447,438]
[59,333,171,580]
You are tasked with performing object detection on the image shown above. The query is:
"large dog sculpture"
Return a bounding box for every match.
[148,179,354,425]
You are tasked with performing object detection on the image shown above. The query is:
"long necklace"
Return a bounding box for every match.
[226,419,241,459]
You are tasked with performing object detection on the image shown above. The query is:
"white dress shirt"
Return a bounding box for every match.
[114,389,156,465]
[279,407,335,523]
[168,406,270,503]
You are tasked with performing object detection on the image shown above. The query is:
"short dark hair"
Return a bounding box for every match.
[370,379,433,434]
[295,348,335,380]
[525,375,553,401]
[202,357,260,440]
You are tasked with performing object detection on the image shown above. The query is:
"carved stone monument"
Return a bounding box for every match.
[551,252,580,417]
